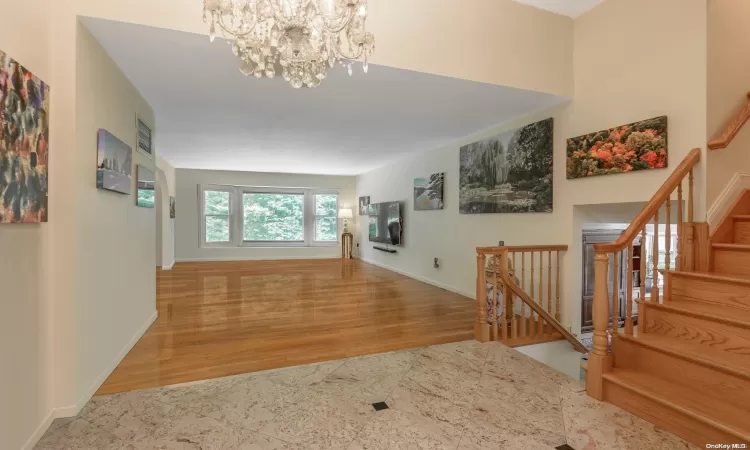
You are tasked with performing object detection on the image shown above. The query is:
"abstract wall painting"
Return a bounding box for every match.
[169,196,176,218]
[136,165,155,208]
[0,49,50,223]
[358,196,370,215]
[97,129,132,195]
[459,118,553,214]
[414,173,444,211]
[566,116,668,179]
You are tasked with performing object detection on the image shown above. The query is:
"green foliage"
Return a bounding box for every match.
[315,194,338,241]
[205,191,231,242]
[244,193,304,241]
[206,215,230,242]
[204,191,230,215]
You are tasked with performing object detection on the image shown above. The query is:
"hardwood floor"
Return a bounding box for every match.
[96,259,475,395]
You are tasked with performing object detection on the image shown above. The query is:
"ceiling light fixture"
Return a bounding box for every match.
[203,0,375,88]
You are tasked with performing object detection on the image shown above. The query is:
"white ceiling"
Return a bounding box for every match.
[512,0,603,17]
[82,18,567,176]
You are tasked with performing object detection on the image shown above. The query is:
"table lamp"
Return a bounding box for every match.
[338,208,354,233]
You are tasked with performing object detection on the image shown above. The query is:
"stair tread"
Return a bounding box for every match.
[671,270,750,284]
[651,300,750,328]
[617,332,750,377]
[733,215,750,220]
[603,370,750,438]
[712,242,750,250]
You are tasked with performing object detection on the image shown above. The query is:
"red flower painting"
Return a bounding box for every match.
[566,116,668,179]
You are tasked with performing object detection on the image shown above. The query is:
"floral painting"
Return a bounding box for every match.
[459,118,553,214]
[566,116,668,179]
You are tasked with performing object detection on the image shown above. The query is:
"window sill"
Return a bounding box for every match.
[200,243,340,249]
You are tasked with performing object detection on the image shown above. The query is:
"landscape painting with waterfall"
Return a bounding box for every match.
[459,118,553,214]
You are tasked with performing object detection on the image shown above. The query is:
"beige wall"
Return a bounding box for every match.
[562,0,708,332]
[73,0,573,96]
[358,0,709,333]
[74,24,157,404]
[0,1,52,449]
[707,0,750,206]
[175,169,357,261]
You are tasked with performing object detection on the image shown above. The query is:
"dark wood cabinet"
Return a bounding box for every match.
[581,230,641,333]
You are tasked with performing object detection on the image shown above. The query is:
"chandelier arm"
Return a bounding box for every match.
[334,39,365,60]
[309,0,353,29]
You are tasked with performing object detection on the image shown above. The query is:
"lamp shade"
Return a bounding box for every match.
[338,208,354,219]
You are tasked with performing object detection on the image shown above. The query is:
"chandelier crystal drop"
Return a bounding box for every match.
[203,0,375,89]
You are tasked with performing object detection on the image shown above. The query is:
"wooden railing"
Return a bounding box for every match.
[476,245,586,352]
[708,92,750,150]
[586,147,701,400]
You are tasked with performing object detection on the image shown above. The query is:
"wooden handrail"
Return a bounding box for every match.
[504,275,588,353]
[477,245,568,254]
[708,92,750,150]
[593,148,701,253]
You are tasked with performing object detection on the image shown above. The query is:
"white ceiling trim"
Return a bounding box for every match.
[512,0,604,18]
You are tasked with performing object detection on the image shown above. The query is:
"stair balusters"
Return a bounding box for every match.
[475,246,579,350]
[587,148,701,400]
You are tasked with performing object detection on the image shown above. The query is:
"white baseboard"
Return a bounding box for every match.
[21,410,56,450]
[68,310,158,417]
[161,260,175,270]
[360,258,474,299]
[176,255,338,262]
[21,311,156,449]
[707,172,750,232]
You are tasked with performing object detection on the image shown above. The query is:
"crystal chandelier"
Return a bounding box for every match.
[203,0,375,88]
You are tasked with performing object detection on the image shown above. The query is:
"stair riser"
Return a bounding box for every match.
[735,220,750,245]
[668,273,750,311]
[602,379,742,447]
[643,306,750,358]
[713,248,750,276]
[612,337,750,409]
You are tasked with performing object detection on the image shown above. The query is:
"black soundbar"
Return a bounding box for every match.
[373,246,397,254]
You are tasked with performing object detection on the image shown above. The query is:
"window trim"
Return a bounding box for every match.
[199,184,340,249]
[200,186,236,248]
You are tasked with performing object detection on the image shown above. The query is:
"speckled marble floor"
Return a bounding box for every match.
[34,341,696,450]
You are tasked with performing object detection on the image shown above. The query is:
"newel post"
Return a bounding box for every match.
[475,252,490,342]
[499,250,512,338]
[586,251,613,400]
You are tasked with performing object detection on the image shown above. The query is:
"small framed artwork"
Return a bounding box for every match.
[414,173,444,211]
[358,196,370,215]
[97,129,132,195]
[136,114,154,160]
[170,196,176,218]
[136,165,155,208]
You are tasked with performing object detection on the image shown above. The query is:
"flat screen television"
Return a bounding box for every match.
[368,201,402,246]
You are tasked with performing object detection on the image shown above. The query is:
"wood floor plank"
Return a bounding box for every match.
[96,259,475,395]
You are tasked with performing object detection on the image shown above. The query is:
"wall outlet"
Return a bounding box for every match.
[433,258,440,269]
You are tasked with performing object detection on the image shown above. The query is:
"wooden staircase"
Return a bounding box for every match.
[587,148,750,446]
